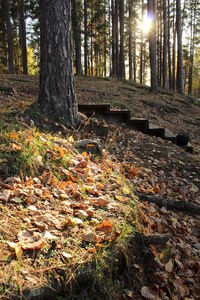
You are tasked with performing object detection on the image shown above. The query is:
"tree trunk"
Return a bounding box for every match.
[18,0,28,75]
[188,0,197,96]
[104,0,107,77]
[129,0,133,80]
[168,0,172,89]
[140,0,144,84]
[111,0,116,75]
[84,0,88,75]
[163,0,167,88]
[176,0,184,94]
[148,0,158,92]
[72,0,83,75]
[115,0,119,77]
[172,0,176,91]
[119,0,125,79]
[4,0,14,73]
[38,0,78,128]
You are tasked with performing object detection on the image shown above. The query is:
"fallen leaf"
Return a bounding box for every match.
[62,252,72,260]
[96,220,113,234]
[15,244,23,260]
[140,286,158,300]
[165,259,174,273]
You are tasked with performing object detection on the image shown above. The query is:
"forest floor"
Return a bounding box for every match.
[0,74,199,299]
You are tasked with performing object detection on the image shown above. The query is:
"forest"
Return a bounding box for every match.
[0,0,200,299]
[0,0,200,96]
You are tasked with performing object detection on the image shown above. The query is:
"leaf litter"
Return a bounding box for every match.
[0,74,200,299]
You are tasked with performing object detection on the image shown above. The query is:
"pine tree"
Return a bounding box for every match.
[38,0,78,127]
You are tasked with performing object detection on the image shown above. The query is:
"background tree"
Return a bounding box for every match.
[18,0,28,74]
[147,0,158,92]
[4,0,14,73]
[72,0,83,75]
[38,0,78,127]
[176,0,185,94]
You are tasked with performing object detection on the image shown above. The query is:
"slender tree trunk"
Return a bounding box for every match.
[168,0,172,89]
[18,0,28,75]
[140,0,144,84]
[91,2,93,76]
[84,0,88,75]
[148,0,158,92]
[72,0,83,75]
[188,0,196,96]
[172,0,176,90]
[163,0,167,88]
[133,3,137,82]
[38,0,78,127]
[119,0,125,79]
[159,5,162,87]
[129,0,133,80]
[176,0,184,94]
[111,0,116,75]
[115,0,119,77]
[104,0,107,77]
[4,0,14,73]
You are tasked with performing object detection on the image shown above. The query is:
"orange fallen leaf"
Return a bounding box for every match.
[96,220,113,234]
[88,248,96,254]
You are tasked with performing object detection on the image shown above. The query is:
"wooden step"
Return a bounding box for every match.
[102,109,131,125]
[180,143,193,154]
[164,130,177,143]
[78,104,110,115]
[127,118,149,131]
[146,124,165,138]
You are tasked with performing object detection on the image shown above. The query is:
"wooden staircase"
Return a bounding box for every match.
[78,104,193,153]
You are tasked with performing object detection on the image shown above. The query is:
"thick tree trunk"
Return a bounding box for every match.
[148,0,158,92]
[72,0,83,75]
[129,0,133,80]
[84,0,88,75]
[176,0,184,94]
[168,0,172,89]
[4,0,14,73]
[119,0,125,79]
[18,0,28,75]
[163,0,167,89]
[38,0,78,128]
[115,0,119,77]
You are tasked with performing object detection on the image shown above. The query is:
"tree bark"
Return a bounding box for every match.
[168,0,172,89]
[188,0,197,96]
[115,0,119,77]
[84,0,88,75]
[38,0,78,128]
[163,0,167,89]
[129,0,133,80]
[72,0,83,75]
[119,0,125,79]
[4,0,14,73]
[140,0,144,84]
[111,0,116,75]
[172,0,176,91]
[176,0,184,94]
[147,0,158,92]
[18,0,28,75]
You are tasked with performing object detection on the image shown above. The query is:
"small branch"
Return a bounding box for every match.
[133,233,169,246]
[136,192,200,216]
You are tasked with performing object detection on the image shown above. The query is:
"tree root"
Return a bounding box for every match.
[136,192,200,216]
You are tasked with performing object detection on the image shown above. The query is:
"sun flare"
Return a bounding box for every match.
[142,14,153,34]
